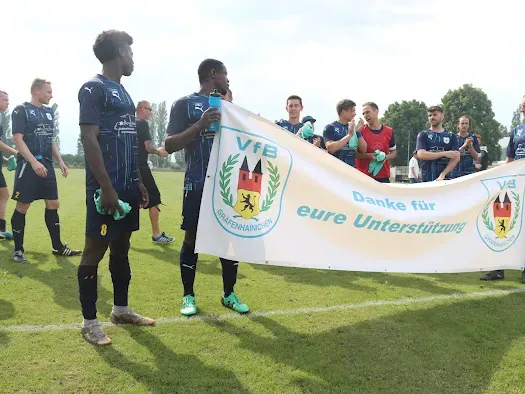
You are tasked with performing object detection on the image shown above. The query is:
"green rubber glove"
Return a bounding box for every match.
[375,150,386,163]
[7,155,16,171]
[93,189,132,221]
[300,121,313,139]
[348,132,359,150]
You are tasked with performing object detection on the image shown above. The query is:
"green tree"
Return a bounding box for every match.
[147,102,159,167]
[510,105,522,131]
[0,110,12,147]
[51,103,60,152]
[76,136,84,156]
[441,83,502,162]
[380,100,428,166]
[156,101,169,168]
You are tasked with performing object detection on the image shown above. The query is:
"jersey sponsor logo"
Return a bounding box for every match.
[477,176,524,252]
[212,126,292,238]
[109,89,121,101]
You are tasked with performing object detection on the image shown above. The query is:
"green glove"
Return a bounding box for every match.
[375,150,386,163]
[300,121,313,139]
[93,189,132,221]
[368,150,386,177]
[7,155,16,171]
[348,132,359,150]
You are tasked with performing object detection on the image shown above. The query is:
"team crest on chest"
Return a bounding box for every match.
[443,137,450,144]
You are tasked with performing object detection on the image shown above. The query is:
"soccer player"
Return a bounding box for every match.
[451,115,480,178]
[10,79,81,263]
[164,58,249,316]
[0,90,17,240]
[276,95,304,134]
[480,95,525,282]
[355,102,396,183]
[323,99,367,167]
[136,100,174,244]
[415,105,460,182]
[77,30,155,346]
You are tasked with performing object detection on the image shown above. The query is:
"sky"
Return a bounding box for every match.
[2,0,524,154]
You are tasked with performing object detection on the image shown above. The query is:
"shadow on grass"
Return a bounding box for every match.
[204,292,525,392]
[0,299,14,346]
[96,326,249,393]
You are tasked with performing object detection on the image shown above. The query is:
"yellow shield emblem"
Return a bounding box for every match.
[232,157,263,221]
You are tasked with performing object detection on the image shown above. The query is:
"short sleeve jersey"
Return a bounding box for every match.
[452,133,480,177]
[416,129,459,182]
[78,74,138,191]
[323,121,358,167]
[0,122,3,166]
[11,103,54,161]
[506,124,525,161]
[166,93,215,190]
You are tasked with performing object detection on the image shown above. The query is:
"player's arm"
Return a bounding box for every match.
[386,131,397,161]
[138,119,167,157]
[52,140,68,177]
[415,131,451,161]
[436,135,460,181]
[12,106,47,178]
[0,140,17,156]
[323,124,350,154]
[506,130,515,163]
[165,99,218,153]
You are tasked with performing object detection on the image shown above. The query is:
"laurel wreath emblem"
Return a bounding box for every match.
[218,155,280,213]
[219,154,240,207]
[481,204,495,232]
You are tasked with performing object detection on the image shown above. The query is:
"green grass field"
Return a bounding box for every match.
[2,169,525,393]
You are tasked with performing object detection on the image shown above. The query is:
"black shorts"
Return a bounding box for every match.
[12,159,58,203]
[139,165,161,209]
[85,186,140,241]
[376,178,390,183]
[181,189,203,232]
[0,169,6,189]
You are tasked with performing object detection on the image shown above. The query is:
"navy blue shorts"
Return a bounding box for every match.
[181,189,203,232]
[12,159,58,203]
[0,169,6,189]
[85,186,140,241]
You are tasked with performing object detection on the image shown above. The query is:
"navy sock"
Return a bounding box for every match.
[45,209,62,250]
[11,210,25,252]
[180,242,198,296]
[220,258,238,297]
[78,265,98,320]
[109,255,131,307]
[0,219,6,232]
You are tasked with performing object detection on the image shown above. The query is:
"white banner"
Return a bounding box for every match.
[195,102,525,273]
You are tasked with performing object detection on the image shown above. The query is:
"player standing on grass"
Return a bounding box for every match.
[0,90,17,240]
[415,105,460,182]
[135,99,174,244]
[10,79,81,262]
[165,58,249,317]
[77,30,155,346]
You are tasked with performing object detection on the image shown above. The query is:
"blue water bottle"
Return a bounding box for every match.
[208,89,222,132]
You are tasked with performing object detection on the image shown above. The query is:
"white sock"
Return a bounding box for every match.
[112,305,128,314]
[83,318,98,327]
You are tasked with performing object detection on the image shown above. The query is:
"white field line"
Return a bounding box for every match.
[1,288,524,333]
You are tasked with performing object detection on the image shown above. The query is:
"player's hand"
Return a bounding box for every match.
[198,107,221,128]
[466,138,473,146]
[139,182,149,208]
[313,137,321,147]
[31,160,47,178]
[100,185,123,217]
[157,146,169,158]
[436,173,446,181]
[348,119,355,135]
[58,161,68,178]
[356,119,365,132]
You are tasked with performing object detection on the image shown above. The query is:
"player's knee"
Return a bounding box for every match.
[81,238,108,266]
[183,231,196,248]
[0,187,9,201]
[15,202,30,214]
[109,235,131,257]
[45,200,59,210]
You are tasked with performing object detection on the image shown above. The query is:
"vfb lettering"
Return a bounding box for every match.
[236,136,278,159]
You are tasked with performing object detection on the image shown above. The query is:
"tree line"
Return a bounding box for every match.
[0,84,521,168]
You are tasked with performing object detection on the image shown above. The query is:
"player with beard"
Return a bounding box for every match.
[165,59,249,316]
[77,30,155,346]
[416,105,460,182]
[451,115,480,178]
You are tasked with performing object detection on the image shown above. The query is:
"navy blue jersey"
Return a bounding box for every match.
[323,121,360,167]
[416,129,459,182]
[452,133,480,177]
[166,93,215,191]
[12,103,54,161]
[506,124,525,161]
[276,119,303,134]
[78,74,138,191]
